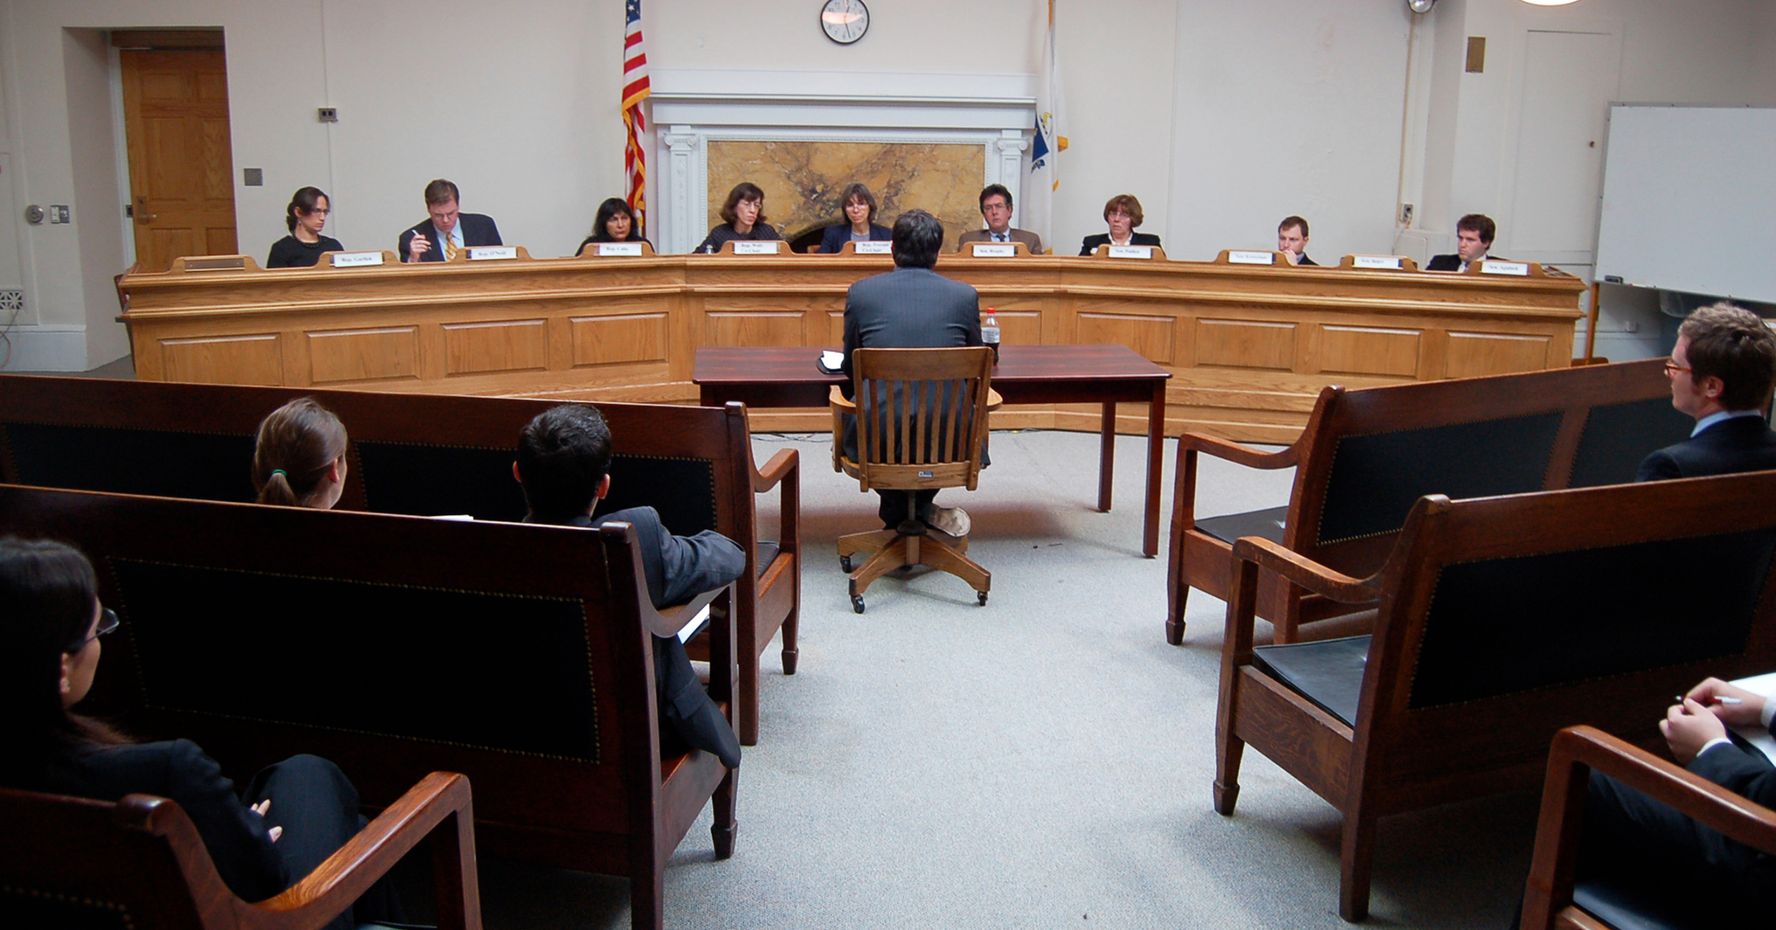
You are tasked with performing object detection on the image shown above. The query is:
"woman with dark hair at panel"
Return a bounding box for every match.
[1078,193,1162,255]
[0,537,401,929]
[265,187,345,268]
[576,197,652,254]
[693,182,780,253]
[252,397,349,509]
[815,182,891,253]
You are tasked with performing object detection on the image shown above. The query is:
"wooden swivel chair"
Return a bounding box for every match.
[0,771,482,930]
[829,346,1000,613]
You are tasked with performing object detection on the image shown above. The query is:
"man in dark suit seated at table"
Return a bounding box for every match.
[955,184,1044,255]
[513,403,742,769]
[1277,215,1316,266]
[398,178,502,262]
[1638,302,1776,481]
[1425,213,1494,272]
[842,209,983,538]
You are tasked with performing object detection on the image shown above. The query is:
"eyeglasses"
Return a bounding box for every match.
[981,201,1012,213]
[73,608,119,650]
[1663,359,1692,377]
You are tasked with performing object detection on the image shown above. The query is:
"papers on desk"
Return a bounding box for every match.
[432,514,476,521]
[1729,671,1776,763]
[679,604,711,644]
[819,350,844,373]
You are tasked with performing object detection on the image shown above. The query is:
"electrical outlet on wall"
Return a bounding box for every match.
[1399,203,1415,226]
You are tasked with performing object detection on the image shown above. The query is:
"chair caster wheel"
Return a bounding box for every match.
[840,555,852,572]
[852,595,865,614]
[977,591,989,606]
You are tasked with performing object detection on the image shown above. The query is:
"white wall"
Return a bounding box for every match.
[0,0,1768,369]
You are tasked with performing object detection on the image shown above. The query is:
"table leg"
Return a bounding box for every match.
[1098,401,1115,513]
[1143,383,1165,558]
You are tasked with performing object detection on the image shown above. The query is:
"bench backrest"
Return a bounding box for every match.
[0,376,754,543]
[0,484,667,850]
[1286,359,1691,564]
[1357,470,1776,785]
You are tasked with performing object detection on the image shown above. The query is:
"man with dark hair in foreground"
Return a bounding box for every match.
[513,403,742,768]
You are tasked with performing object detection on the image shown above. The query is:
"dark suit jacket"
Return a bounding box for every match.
[1295,253,1318,267]
[1692,731,1776,810]
[1636,415,1776,481]
[956,227,1044,255]
[1078,232,1162,256]
[819,223,891,253]
[543,506,744,767]
[839,266,983,460]
[1426,253,1463,271]
[397,213,502,262]
[40,740,286,901]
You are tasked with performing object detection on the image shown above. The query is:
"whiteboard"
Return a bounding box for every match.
[1594,105,1776,304]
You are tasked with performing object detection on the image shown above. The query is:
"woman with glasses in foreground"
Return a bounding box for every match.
[0,537,401,929]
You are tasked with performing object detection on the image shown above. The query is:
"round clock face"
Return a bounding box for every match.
[820,0,869,45]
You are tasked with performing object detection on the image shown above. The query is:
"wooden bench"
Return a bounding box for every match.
[1168,358,1692,644]
[0,483,735,930]
[1212,470,1776,922]
[0,375,798,746]
[0,772,482,930]
[1520,725,1776,929]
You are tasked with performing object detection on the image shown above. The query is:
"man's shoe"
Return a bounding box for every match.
[928,506,971,537]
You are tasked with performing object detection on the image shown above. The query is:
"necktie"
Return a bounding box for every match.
[994,232,1007,243]
[444,236,461,261]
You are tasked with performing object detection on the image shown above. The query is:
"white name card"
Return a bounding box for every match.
[1480,260,1530,276]
[331,251,384,268]
[971,243,1017,258]
[467,246,518,261]
[1108,245,1154,259]
[597,242,643,257]
[853,241,892,255]
[733,240,781,255]
[1352,255,1405,270]
[1228,250,1276,265]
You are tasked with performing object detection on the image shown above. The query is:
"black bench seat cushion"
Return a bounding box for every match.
[1252,634,1372,727]
[1196,506,1289,546]
[755,541,780,577]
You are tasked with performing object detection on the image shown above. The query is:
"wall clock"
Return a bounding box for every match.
[820,0,869,45]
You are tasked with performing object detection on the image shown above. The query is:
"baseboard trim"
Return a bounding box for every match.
[0,324,89,372]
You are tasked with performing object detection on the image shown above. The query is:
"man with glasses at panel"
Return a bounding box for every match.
[955,184,1045,255]
[1638,301,1776,480]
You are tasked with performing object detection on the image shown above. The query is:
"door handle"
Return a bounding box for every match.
[135,196,157,224]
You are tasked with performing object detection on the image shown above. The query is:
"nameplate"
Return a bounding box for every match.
[1108,245,1154,259]
[733,240,781,255]
[853,241,892,255]
[1480,260,1530,276]
[330,251,385,268]
[1352,255,1404,270]
[597,242,643,257]
[1228,250,1276,265]
[467,246,518,261]
[971,243,1017,258]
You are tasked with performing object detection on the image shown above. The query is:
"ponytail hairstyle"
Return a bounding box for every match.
[252,397,349,508]
[0,537,125,784]
[285,186,329,233]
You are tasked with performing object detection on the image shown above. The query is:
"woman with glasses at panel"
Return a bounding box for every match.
[0,537,405,929]
[693,181,780,254]
[1078,193,1162,256]
[814,182,891,253]
[265,187,344,269]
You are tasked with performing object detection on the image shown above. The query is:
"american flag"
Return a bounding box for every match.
[622,0,651,231]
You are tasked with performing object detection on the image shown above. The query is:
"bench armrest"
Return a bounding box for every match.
[1520,726,1776,930]
[752,448,799,559]
[1180,432,1300,470]
[649,584,725,641]
[1230,536,1378,604]
[260,771,480,930]
[829,386,855,472]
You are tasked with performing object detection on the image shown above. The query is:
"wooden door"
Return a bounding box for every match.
[120,49,236,272]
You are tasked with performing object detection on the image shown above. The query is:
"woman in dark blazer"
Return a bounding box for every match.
[576,197,652,254]
[1079,193,1162,255]
[0,537,398,929]
[694,182,780,253]
[265,187,344,268]
[816,182,891,253]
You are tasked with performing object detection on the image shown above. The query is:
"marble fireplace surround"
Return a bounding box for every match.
[650,69,1038,254]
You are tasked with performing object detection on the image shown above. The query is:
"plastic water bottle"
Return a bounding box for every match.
[982,307,1001,363]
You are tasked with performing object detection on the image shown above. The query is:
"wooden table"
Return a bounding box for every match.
[695,343,1171,557]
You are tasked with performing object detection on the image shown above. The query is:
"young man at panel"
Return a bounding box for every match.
[1637,302,1776,480]
[1276,215,1315,266]
[955,184,1045,255]
[1424,213,1494,272]
[841,209,983,538]
[1077,194,1162,255]
[513,404,742,769]
[397,179,503,263]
